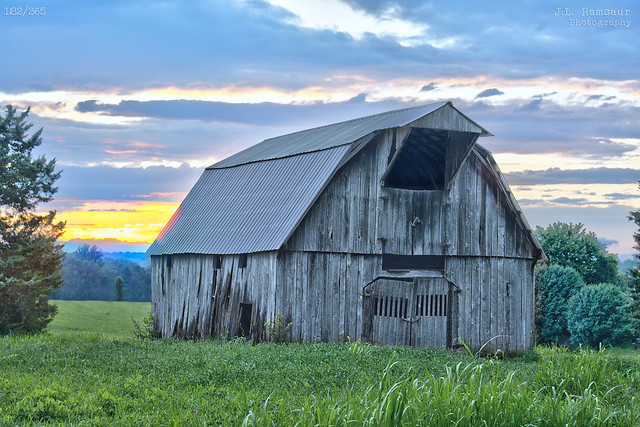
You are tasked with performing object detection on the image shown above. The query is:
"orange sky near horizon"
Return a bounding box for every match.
[55,201,179,247]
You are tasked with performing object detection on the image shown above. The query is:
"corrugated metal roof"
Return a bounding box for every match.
[148,102,492,256]
[211,102,449,169]
[147,146,350,255]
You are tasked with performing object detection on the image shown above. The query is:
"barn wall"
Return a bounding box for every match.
[285,129,537,260]
[275,252,381,343]
[151,252,277,340]
[274,249,533,352]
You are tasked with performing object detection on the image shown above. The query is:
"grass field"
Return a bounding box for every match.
[46,300,151,338]
[1,301,639,425]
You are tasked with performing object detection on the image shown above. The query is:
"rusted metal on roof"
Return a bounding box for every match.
[148,102,493,256]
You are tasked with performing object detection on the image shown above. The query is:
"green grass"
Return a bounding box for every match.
[0,301,638,425]
[46,300,150,338]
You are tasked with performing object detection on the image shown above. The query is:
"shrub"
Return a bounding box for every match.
[567,283,633,347]
[132,311,160,340]
[535,264,585,344]
[264,313,292,343]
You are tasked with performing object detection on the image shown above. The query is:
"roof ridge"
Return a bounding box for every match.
[263,102,447,143]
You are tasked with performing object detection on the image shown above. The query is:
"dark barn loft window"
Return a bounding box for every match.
[382,254,446,271]
[213,255,222,269]
[384,128,448,190]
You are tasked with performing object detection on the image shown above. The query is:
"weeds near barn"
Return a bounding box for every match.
[132,311,161,340]
[264,313,292,343]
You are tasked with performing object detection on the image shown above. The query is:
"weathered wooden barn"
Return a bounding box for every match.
[147,102,546,352]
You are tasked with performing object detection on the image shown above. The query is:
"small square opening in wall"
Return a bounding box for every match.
[213,255,222,269]
[238,254,248,268]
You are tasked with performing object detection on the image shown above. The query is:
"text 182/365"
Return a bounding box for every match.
[4,7,46,16]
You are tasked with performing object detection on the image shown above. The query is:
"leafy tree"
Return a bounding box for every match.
[115,276,124,301]
[53,245,150,302]
[536,222,619,285]
[567,283,633,347]
[0,105,64,334]
[76,244,104,263]
[535,264,585,344]
[627,183,640,332]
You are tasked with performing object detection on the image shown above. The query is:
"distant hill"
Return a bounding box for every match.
[102,251,149,267]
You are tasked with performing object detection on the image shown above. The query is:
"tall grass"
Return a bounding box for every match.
[244,347,640,426]
[1,333,639,425]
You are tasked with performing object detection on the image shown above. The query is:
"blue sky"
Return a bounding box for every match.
[1,0,639,256]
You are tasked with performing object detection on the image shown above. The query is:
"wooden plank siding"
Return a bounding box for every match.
[152,124,539,352]
[151,252,277,341]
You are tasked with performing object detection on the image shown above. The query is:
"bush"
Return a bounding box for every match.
[132,311,160,340]
[567,283,633,347]
[264,313,292,343]
[535,264,585,344]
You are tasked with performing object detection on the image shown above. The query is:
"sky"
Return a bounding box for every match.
[1,0,638,258]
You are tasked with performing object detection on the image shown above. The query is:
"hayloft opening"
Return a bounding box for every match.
[213,255,222,269]
[383,128,448,190]
[382,254,445,270]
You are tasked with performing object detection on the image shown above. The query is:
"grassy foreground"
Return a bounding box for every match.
[47,300,150,338]
[0,301,638,425]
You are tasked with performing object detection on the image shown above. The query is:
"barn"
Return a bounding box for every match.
[147,102,546,352]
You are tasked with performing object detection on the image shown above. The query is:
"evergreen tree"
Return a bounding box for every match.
[0,105,64,334]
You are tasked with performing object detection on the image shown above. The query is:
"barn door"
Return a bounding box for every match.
[367,278,413,346]
[363,277,455,347]
[411,277,450,347]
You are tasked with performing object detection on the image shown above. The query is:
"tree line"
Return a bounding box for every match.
[52,244,150,302]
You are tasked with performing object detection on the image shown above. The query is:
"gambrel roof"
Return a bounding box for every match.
[147,102,521,256]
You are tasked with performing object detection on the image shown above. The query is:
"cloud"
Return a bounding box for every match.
[504,168,640,185]
[262,0,450,48]
[470,102,640,156]
[75,98,402,126]
[598,238,619,248]
[550,197,588,205]
[522,204,638,257]
[605,193,639,200]
[2,0,637,96]
[476,88,504,98]
[52,164,203,208]
[505,168,640,185]
[420,82,437,92]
